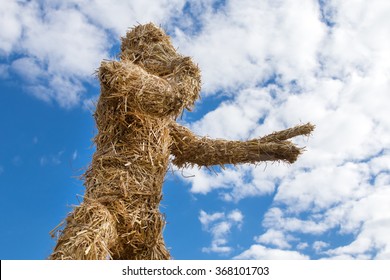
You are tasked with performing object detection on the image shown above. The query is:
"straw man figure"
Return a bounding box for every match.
[50,23,314,260]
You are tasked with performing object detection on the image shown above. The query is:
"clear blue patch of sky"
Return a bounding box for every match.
[106,37,122,59]
[162,177,209,259]
[0,81,94,259]
[181,91,228,123]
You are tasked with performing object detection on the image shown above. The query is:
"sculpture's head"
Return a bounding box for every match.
[120,23,201,116]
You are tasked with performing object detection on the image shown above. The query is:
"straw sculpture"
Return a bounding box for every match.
[50,23,314,260]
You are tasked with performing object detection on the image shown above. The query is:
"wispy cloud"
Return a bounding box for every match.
[254,229,294,249]
[234,244,309,260]
[72,150,78,161]
[313,241,329,254]
[200,209,243,254]
[174,0,390,259]
[40,151,64,166]
[0,0,22,54]
[0,0,186,108]
[1,1,107,107]
[172,0,326,94]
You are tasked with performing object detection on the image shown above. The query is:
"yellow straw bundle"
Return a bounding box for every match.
[50,23,314,260]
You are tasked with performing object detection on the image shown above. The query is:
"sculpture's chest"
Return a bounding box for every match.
[121,116,172,168]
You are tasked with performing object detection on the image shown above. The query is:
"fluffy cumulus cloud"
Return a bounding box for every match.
[0,0,186,107]
[172,0,326,94]
[173,0,390,259]
[234,244,309,260]
[74,0,186,36]
[254,229,294,249]
[2,0,390,259]
[199,209,243,254]
[0,0,23,54]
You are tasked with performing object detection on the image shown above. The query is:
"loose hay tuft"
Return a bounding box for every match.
[50,201,117,260]
[50,23,314,260]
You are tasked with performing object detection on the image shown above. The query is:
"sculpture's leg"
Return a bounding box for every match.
[49,201,117,260]
[113,234,170,260]
[110,201,170,260]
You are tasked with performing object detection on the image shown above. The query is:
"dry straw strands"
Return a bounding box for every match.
[50,23,314,260]
[170,122,314,168]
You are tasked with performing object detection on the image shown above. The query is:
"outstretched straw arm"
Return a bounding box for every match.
[169,122,315,168]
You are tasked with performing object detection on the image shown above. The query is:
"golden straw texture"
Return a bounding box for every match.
[50,23,314,260]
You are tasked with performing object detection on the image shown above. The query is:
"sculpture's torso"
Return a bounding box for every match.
[83,93,172,259]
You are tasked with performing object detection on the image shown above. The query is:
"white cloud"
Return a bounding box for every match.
[169,0,390,260]
[263,165,389,259]
[180,164,280,201]
[297,242,309,251]
[228,209,244,224]
[200,209,243,254]
[190,87,273,139]
[0,1,108,107]
[72,150,78,161]
[82,96,98,112]
[0,0,185,108]
[234,244,309,260]
[11,57,44,82]
[0,0,23,54]
[313,241,329,253]
[324,187,390,259]
[173,0,326,93]
[262,207,329,235]
[20,5,106,77]
[199,210,225,228]
[181,165,245,195]
[275,162,371,212]
[40,151,64,166]
[75,0,186,35]
[255,229,293,249]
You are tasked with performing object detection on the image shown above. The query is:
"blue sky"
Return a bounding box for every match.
[1,0,390,260]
